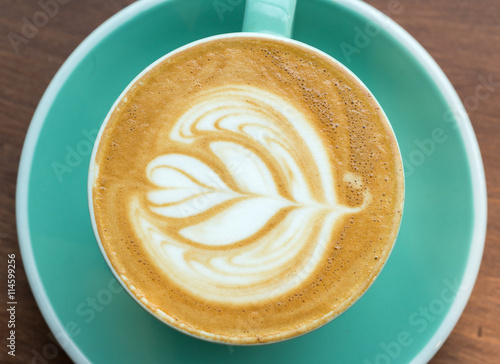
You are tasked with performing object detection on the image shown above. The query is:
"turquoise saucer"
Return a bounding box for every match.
[17,0,486,363]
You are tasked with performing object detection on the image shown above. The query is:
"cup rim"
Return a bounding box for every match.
[87,31,404,345]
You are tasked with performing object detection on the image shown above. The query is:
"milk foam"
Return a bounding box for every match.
[130,85,369,303]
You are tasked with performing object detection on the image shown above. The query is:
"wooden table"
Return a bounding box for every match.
[1,1,498,363]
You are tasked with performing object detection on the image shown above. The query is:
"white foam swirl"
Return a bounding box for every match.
[130,85,369,303]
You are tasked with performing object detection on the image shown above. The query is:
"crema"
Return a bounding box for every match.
[91,36,404,344]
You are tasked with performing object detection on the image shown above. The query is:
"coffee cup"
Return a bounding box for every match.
[88,0,404,345]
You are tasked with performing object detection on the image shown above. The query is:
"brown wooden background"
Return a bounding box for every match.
[1,0,498,363]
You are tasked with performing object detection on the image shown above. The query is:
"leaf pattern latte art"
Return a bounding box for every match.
[130,85,369,303]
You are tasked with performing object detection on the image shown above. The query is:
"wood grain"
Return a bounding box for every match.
[0,0,498,363]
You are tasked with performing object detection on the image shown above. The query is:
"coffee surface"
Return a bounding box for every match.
[92,36,404,344]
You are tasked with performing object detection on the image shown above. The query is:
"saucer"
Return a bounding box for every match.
[17,0,486,363]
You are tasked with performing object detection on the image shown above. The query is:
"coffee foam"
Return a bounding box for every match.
[128,84,370,303]
[92,36,404,343]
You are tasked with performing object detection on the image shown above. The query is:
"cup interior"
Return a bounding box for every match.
[88,32,404,345]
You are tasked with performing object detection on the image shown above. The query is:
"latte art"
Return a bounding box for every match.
[91,35,404,344]
[131,85,369,303]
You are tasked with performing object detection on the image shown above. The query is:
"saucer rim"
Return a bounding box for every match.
[16,0,487,363]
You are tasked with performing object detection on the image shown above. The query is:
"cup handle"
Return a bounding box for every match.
[242,0,297,38]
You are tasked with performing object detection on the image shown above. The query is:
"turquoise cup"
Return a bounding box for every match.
[88,0,404,346]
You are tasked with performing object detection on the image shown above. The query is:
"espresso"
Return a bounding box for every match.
[91,36,404,344]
